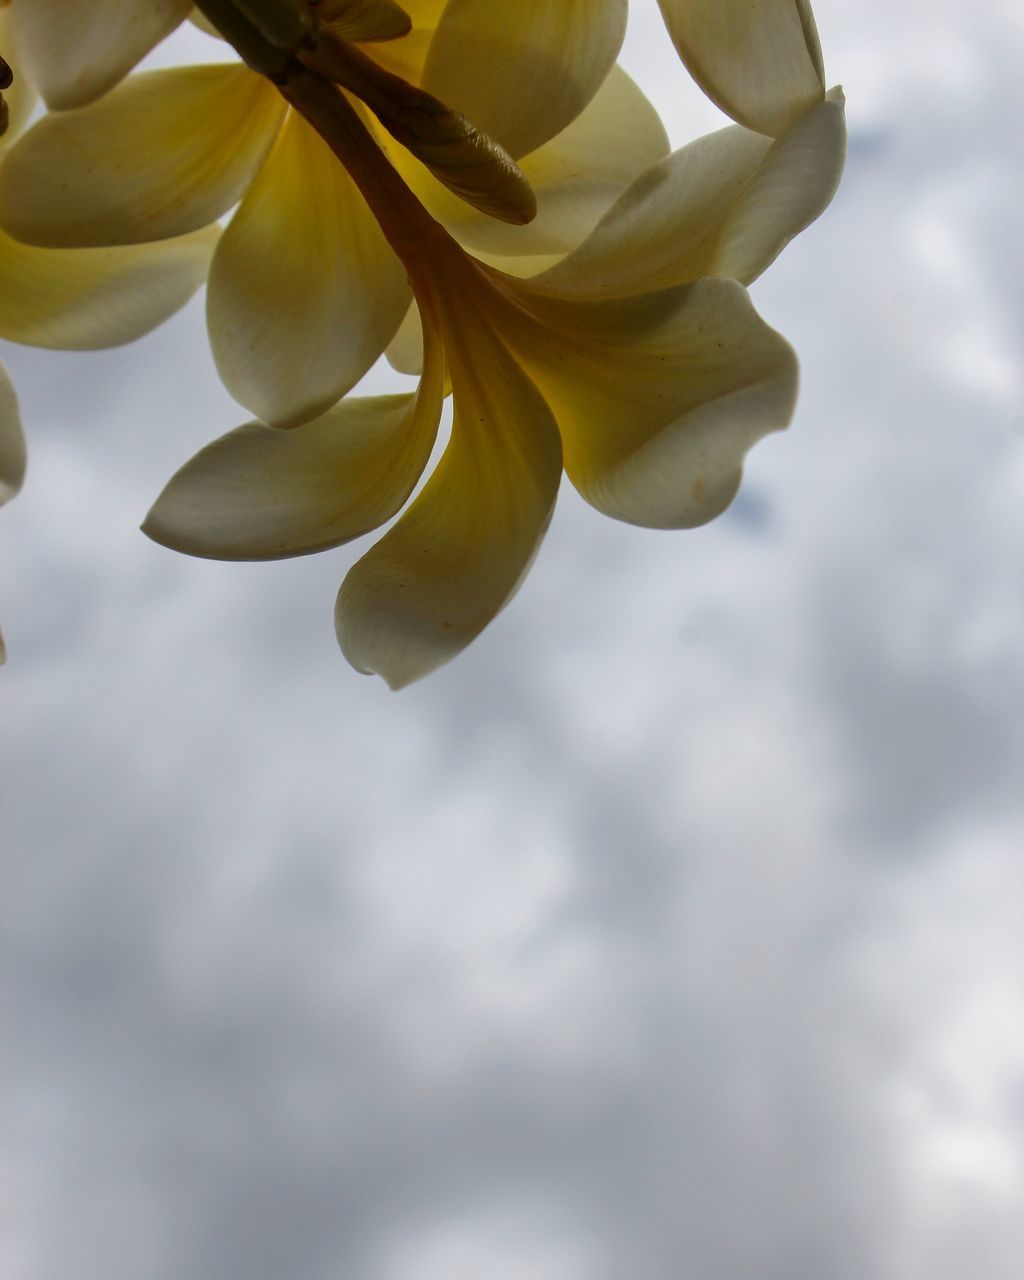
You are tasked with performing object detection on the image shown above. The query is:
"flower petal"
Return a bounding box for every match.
[0,11,37,145]
[389,64,669,259]
[539,91,846,297]
[207,109,411,427]
[0,359,25,506]
[0,226,217,349]
[658,0,825,137]
[422,0,627,158]
[0,65,285,247]
[144,315,445,559]
[337,306,563,688]
[385,303,425,375]
[10,0,192,110]
[317,0,413,41]
[498,275,797,529]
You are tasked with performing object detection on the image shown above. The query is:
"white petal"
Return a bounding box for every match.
[337,301,562,688]
[658,0,825,137]
[0,226,218,350]
[0,66,285,247]
[539,91,845,296]
[10,0,192,110]
[422,0,627,158]
[207,109,410,427]
[144,317,445,558]
[0,360,25,505]
[497,274,797,529]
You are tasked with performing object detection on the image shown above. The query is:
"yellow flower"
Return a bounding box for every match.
[0,7,218,661]
[0,0,666,429]
[140,8,845,687]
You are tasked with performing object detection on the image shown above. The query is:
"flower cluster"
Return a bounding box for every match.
[0,0,845,684]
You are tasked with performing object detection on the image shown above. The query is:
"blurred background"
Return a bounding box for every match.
[3,3,1022,1277]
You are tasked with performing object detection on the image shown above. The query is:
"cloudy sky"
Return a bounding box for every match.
[3,3,1023,1278]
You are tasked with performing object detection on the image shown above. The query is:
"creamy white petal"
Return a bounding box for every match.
[658,0,825,137]
[0,65,285,247]
[144,317,445,558]
[337,304,562,688]
[497,274,797,529]
[10,0,192,110]
[422,0,627,158]
[540,91,845,296]
[207,109,411,427]
[389,65,669,259]
[0,226,217,349]
[0,360,25,506]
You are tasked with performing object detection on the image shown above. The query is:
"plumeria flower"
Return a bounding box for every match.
[138,0,845,688]
[0,6,218,661]
[0,0,669,431]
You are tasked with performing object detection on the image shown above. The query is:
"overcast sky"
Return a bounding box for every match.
[3,3,1023,1278]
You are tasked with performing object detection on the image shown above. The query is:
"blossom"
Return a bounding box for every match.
[0,0,667,429]
[0,8,220,660]
[141,13,845,687]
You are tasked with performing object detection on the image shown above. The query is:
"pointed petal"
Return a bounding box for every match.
[144,316,445,559]
[422,0,627,159]
[658,0,825,137]
[499,275,797,529]
[10,0,192,110]
[206,109,411,428]
[0,226,217,350]
[337,306,563,688]
[540,91,846,296]
[0,66,285,247]
[391,65,669,258]
[0,360,25,505]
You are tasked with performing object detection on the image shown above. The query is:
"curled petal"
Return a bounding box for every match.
[337,305,563,688]
[391,65,669,259]
[207,109,411,427]
[9,0,191,109]
[144,316,445,559]
[423,0,627,159]
[541,90,846,297]
[0,360,25,506]
[658,0,825,137]
[498,275,797,529]
[0,226,218,350]
[0,66,285,247]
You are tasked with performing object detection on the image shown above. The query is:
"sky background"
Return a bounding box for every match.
[3,3,1023,1277]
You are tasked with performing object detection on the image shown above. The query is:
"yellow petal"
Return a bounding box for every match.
[316,0,412,41]
[422,0,627,159]
[0,226,218,350]
[385,302,425,375]
[390,64,669,258]
[539,91,845,296]
[0,65,285,247]
[10,0,192,110]
[0,10,37,145]
[337,302,563,688]
[0,359,25,505]
[658,0,825,137]
[206,109,411,428]
[497,274,797,529]
[144,315,445,558]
